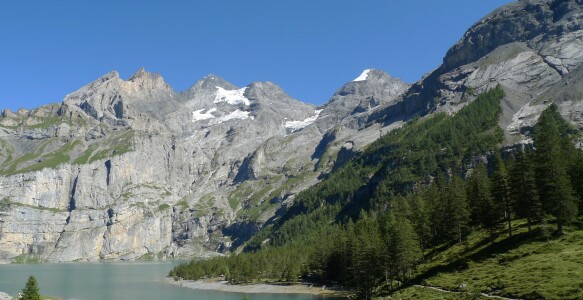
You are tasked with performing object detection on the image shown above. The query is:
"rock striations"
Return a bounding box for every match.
[389,0,583,143]
[2,0,583,262]
[0,65,406,261]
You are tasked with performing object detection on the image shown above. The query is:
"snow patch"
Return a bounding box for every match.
[284,109,323,132]
[353,69,371,82]
[192,108,217,122]
[214,86,250,106]
[210,109,253,125]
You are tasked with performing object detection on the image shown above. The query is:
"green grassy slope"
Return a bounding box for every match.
[390,219,583,300]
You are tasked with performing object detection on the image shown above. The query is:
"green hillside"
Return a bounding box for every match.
[170,87,583,299]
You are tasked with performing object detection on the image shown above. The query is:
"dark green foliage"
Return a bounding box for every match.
[491,152,513,236]
[418,174,471,246]
[170,243,309,284]
[569,151,583,213]
[409,192,432,252]
[533,104,578,234]
[171,88,583,298]
[381,213,422,289]
[365,85,504,198]
[445,175,471,243]
[467,164,502,239]
[508,150,541,232]
[21,275,41,300]
[171,88,505,295]
[348,212,385,298]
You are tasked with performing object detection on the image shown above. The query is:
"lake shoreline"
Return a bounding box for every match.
[167,277,347,297]
[0,291,11,300]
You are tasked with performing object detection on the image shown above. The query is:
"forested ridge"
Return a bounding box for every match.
[170,87,583,299]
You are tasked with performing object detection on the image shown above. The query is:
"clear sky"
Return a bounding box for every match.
[0,0,513,111]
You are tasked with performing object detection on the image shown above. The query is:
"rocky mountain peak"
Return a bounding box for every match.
[127,67,148,80]
[187,74,237,92]
[245,81,287,101]
[4,0,583,265]
[234,81,316,128]
[315,69,410,132]
[443,0,583,73]
[98,70,120,81]
[124,67,174,94]
[180,75,242,111]
[337,69,408,98]
[60,68,178,123]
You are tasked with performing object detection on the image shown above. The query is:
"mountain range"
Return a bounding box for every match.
[1,0,583,263]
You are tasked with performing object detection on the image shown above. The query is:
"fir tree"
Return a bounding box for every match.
[448,175,471,243]
[567,145,583,214]
[409,193,431,253]
[534,104,578,235]
[386,215,422,283]
[491,152,512,236]
[21,275,41,300]
[509,150,541,232]
[467,164,502,239]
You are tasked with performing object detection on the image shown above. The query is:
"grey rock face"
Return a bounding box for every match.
[375,0,583,144]
[0,65,407,262]
[316,69,409,133]
[4,0,583,263]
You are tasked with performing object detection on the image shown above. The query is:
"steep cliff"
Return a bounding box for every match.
[0,67,407,262]
[3,0,583,263]
[372,0,583,144]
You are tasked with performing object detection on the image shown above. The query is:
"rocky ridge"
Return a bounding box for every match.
[375,0,583,144]
[0,66,407,262]
[2,0,583,263]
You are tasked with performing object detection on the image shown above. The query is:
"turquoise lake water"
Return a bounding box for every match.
[0,261,342,300]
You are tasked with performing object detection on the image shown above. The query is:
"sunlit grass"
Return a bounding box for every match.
[387,219,583,299]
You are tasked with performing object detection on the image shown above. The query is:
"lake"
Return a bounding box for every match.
[0,261,342,300]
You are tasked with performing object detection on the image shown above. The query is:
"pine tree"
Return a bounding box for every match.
[428,173,449,244]
[509,150,541,232]
[534,105,578,235]
[349,211,384,299]
[21,275,41,300]
[491,152,512,236]
[446,175,471,243]
[567,145,583,214]
[467,164,502,239]
[387,215,422,283]
[409,193,431,252]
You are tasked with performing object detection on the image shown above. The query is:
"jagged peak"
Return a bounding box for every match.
[1,109,12,118]
[127,67,162,82]
[353,69,372,82]
[245,81,289,100]
[336,69,408,96]
[324,69,409,106]
[351,69,404,84]
[187,74,237,92]
[122,68,174,95]
[97,70,121,82]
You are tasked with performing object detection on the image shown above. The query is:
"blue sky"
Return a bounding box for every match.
[0,0,513,111]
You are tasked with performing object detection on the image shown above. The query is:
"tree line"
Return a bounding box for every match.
[171,88,583,299]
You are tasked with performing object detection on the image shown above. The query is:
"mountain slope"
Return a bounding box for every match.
[368,0,583,144]
[0,67,409,262]
[170,0,583,298]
